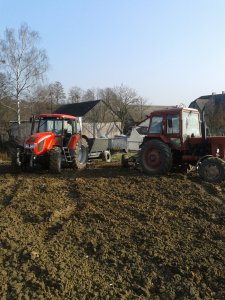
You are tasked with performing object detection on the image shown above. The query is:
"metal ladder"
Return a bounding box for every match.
[63,147,72,162]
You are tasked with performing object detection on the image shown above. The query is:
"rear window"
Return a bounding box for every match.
[182,111,201,139]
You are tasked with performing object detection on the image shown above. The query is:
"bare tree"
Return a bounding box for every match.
[102,84,143,133]
[48,81,65,107]
[31,85,52,114]
[0,23,49,124]
[0,72,9,100]
[30,82,65,114]
[68,86,83,103]
[129,96,147,123]
[82,88,98,101]
[32,85,50,103]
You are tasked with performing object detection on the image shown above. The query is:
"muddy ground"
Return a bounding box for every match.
[0,158,224,300]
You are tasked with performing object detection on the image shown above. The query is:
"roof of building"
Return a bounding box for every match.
[189,93,225,111]
[54,100,101,117]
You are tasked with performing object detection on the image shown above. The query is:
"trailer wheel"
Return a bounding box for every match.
[73,138,89,169]
[139,140,172,175]
[198,157,225,183]
[102,150,112,163]
[49,147,62,173]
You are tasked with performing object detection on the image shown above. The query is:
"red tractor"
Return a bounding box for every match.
[12,113,89,173]
[122,107,225,182]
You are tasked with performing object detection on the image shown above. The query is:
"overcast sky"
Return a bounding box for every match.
[1,0,225,106]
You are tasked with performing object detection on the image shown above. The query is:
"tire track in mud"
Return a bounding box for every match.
[0,175,22,207]
[66,171,225,299]
[0,162,224,299]
[0,171,82,300]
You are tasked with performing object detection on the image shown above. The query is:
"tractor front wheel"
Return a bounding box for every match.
[73,138,89,169]
[139,140,172,175]
[198,157,225,183]
[49,147,62,173]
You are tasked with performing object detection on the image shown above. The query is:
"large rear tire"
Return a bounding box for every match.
[73,138,89,169]
[198,157,225,183]
[49,147,62,173]
[139,140,172,175]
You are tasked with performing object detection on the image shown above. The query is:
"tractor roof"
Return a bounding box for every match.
[39,113,77,120]
[54,100,101,117]
[149,107,199,116]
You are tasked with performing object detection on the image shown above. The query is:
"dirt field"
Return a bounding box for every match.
[0,158,224,300]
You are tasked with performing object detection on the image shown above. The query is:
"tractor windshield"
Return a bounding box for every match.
[149,116,163,134]
[182,111,201,139]
[37,118,63,134]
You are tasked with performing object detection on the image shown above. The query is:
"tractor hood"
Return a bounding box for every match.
[24,132,55,155]
[26,132,54,142]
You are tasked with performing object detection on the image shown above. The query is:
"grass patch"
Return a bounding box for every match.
[111,151,138,162]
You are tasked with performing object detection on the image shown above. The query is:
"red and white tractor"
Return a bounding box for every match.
[122,107,225,182]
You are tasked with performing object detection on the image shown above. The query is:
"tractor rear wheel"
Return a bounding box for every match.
[73,138,89,169]
[49,147,62,173]
[139,140,172,175]
[198,157,225,183]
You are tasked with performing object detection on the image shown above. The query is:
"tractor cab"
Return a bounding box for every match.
[31,114,81,149]
[146,108,202,151]
[122,107,225,182]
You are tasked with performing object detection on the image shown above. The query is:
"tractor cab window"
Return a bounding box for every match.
[149,116,163,134]
[182,111,201,139]
[64,120,73,134]
[38,119,63,134]
[167,114,180,134]
[75,119,81,133]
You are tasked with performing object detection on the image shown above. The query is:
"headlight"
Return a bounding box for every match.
[25,143,35,149]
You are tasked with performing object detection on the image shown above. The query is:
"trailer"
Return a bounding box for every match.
[88,136,128,162]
